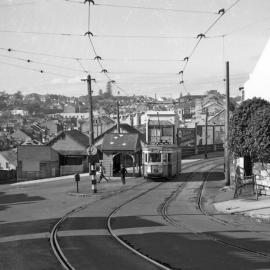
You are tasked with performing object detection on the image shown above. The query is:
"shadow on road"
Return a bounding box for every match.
[0,192,45,206]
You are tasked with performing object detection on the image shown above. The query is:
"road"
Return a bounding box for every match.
[0,155,270,270]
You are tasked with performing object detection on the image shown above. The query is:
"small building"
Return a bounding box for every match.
[17,145,59,181]
[0,149,17,170]
[101,133,142,176]
[47,130,89,176]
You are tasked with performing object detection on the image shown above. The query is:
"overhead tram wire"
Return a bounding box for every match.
[0,47,95,61]
[94,3,217,15]
[75,58,89,73]
[0,53,87,73]
[0,30,84,37]
[178,0,241,97]
[84,0,129,96]
[0,60,74,78]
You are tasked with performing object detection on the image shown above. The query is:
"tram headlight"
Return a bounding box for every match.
[147,166,151,173]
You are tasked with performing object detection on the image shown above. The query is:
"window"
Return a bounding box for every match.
[149,153,161,162]
[168,154,171,162]
[6,162,9,169]
[145,154,148,162]
[162,127,173,136]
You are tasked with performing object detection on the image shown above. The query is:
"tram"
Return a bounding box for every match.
[142,144,181,179]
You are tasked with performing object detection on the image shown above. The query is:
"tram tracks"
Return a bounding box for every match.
[49,158,228,270]
[159,161,270,261]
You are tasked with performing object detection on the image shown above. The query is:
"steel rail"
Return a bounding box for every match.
[159,161,270,260]
[49,179,151,269]
[107,182,172,270]
[107,158,217,270]
[49,157,223,269]
[197,167,270,259]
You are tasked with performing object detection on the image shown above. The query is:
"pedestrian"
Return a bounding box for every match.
[120,164,127,185]
[98,162,109,183]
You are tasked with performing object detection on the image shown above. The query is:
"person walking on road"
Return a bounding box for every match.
[98,163,109,183]
[120,164,127,185]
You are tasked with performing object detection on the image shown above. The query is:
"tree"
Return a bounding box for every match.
[250,106,270,163]
[229,97,270,171]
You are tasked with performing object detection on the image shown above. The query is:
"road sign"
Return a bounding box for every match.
[87,145,97,156]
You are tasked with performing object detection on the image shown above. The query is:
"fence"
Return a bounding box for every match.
[0,170,17,183]
[179,126,224,158]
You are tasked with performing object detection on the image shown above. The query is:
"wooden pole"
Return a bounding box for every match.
[225,61,230,186]
[204,108,208,159]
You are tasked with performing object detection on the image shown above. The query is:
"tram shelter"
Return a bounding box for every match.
[101,133,142,177]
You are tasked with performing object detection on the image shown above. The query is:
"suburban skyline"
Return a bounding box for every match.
[0,0,269,98]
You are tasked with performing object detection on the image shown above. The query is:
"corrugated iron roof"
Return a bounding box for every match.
[148,120,173,126]
[102,133,139,152]
[47,129,89,147]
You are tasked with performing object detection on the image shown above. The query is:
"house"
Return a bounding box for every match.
[11,128,42,145]
[46,130,89,175]
[64,104,76,113]
[17,145,59,181]
[0,149,17,170]
[40,119,63,137]
[10,108,29,116]
[79,115,115,138]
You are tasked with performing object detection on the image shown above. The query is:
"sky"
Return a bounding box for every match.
[0,0,269,99]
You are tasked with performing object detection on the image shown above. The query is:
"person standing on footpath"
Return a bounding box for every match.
[120,164,127,185]
[98,162,109,183]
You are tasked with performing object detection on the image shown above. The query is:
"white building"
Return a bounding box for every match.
[244,38,270,101]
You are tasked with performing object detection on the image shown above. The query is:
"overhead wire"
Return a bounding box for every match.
[179,0,241,97]
[0,30,84,37]
[94,3,217,15]
[0,60,73,78]
[0,53,87,73]
[84,0,129,95]
[0,47,94,61]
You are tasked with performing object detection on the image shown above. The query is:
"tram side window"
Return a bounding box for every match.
[168,153,171,162]
[149,153,161,162]
[145,154,148,162]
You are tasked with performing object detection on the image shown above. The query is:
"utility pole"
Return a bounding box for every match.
[82,74,97,193]
[204,107,208,159]
[225,61,230,186]
[116,101,120,133]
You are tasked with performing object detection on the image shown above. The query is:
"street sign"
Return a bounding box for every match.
[87,145,97,156]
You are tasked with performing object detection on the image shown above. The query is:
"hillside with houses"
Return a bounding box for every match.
[0,88,239,182]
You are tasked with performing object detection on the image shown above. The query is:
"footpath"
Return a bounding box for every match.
[184,151,270,224]
[211,184,270,223]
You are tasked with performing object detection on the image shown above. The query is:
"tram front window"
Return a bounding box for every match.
[149,153,161,162]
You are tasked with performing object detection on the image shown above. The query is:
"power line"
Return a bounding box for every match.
[0,30,84,37]
[75,58,88,73]
[179,0,241,96]
[95,3,217,15]
[85,1,130,96]
[94,34,195,39]
[0,47,94,61]
[0,29,225,40]
[0,60,73,78]
[0,53,87,73]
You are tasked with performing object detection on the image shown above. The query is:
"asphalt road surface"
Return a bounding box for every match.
[1,155,270,270]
